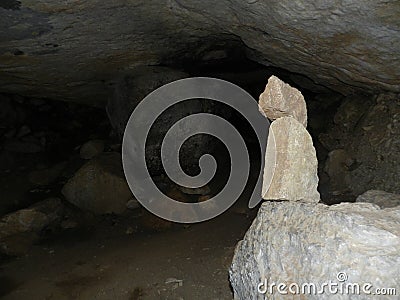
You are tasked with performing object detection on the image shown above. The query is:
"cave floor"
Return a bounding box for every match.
[0,202,255,300]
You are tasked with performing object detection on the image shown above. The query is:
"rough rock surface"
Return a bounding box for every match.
[323,149,353,195]
[140,212,173,232]
[62,152,133,215]
[0,1,399,104]
[320,93,400,196]
[107,66,188,138]
[262,117,319,202]
[230,201,400,300]
[79,139,104,160]
[109,66,218,174]
[357,190,400,209]
[0,198,64,256]
[259,76,308,127]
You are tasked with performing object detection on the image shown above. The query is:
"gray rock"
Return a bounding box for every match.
[107,66,188,138]
[333,96,369,129]
[320,93,400,195]
[324,149,353,195]
[79,139,105,160]
[230,201,400,300]
[259,76,308,127]
[357,190,400,209]
[62,152,133,214]
[262,117,320,202]
[0,198,64,256]
[108,66,217,174]
[0,1,399,103]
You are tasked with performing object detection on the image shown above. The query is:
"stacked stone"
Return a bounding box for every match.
[229,76,400,300]
[259,75,319,203]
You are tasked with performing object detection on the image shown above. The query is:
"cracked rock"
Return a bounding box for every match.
[259,76,308,127]
[230,201,400,300]
[262,117,319,202]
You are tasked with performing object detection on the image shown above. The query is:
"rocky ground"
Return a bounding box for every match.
[0,90,258,299]
[0,202,256,300]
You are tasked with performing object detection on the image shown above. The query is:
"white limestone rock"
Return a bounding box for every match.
[262,117,320,202]
[230,201,400,300]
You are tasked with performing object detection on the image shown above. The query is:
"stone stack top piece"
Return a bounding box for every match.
[260,75,319,203]
[259,75,308,127]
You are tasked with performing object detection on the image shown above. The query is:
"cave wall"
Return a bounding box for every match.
[0,0,399,105]
[320,93,400,198]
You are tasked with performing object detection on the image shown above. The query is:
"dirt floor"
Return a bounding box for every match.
[0,200,256,300]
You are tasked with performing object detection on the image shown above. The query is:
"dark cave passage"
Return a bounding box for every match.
[0,53,350,297]
[0,50,370,227]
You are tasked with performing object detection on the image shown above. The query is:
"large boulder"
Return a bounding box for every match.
[62,152,137,215]
[230,201,400,300]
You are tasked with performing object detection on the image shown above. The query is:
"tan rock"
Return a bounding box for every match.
[357,190,400,209]
[62,152,132,214]
[262,117,319,202]
[259,76,307,127]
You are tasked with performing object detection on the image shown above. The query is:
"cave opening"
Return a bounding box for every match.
[0,44,394,299]
[1,0,400,297]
